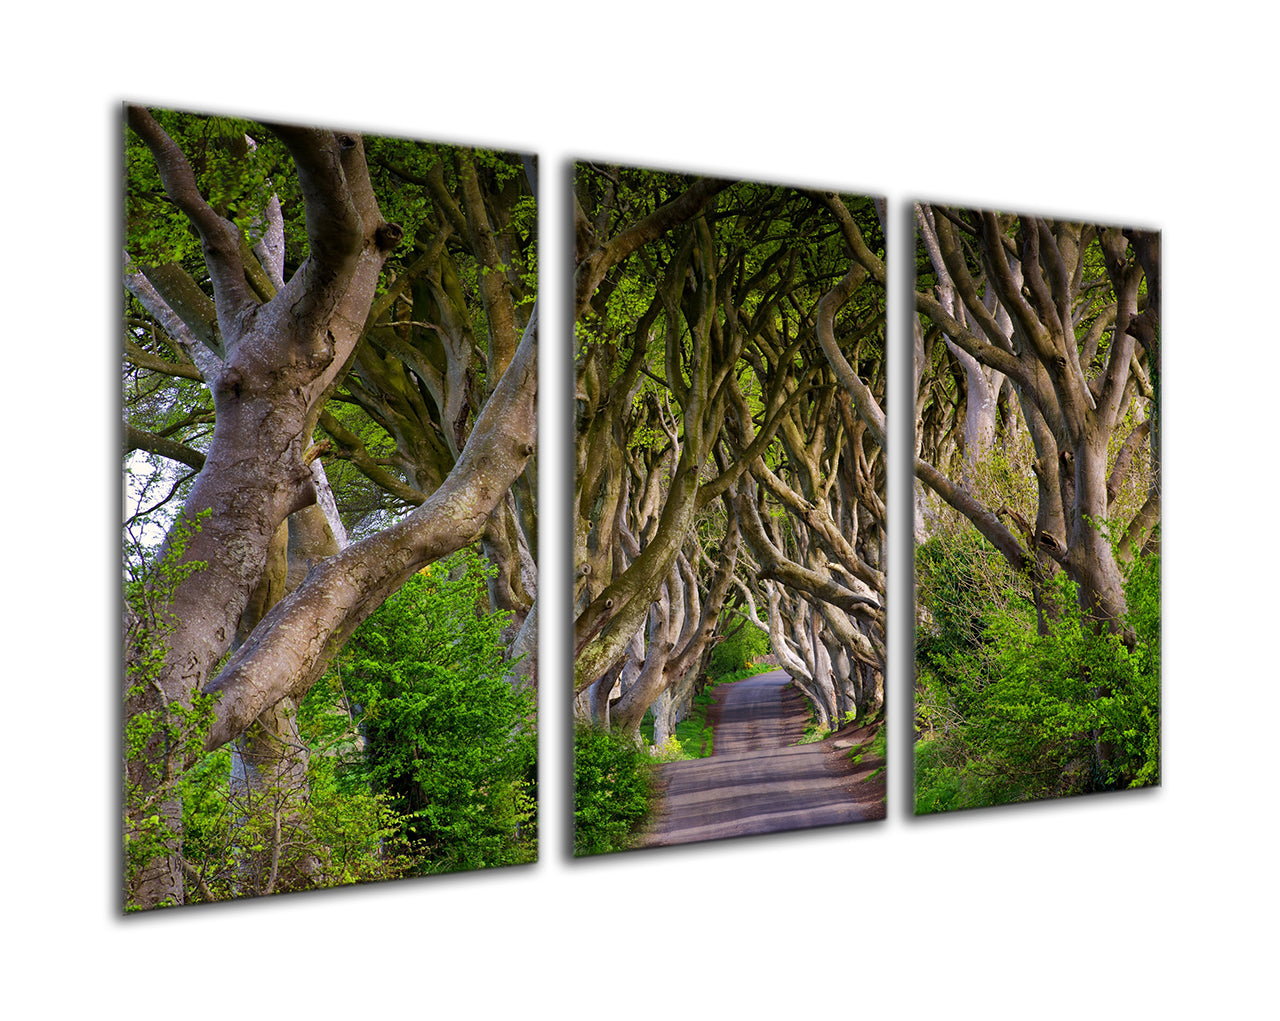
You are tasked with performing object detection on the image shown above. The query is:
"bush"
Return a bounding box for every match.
[914,532,1021,727]
[914,531,1160,813]
[174,547,536,899]
[338,548,537,873]
[178,743,417,901]
[573,724,655,856]
[640,715,713,760]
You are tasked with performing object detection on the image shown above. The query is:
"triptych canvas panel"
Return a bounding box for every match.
[571,164,888,852]
[122,106,1159,911]
[911,206,1161,813]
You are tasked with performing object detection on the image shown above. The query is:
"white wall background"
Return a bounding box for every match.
[4,3,1273,1016]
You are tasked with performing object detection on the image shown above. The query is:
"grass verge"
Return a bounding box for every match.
[640,662,777,760]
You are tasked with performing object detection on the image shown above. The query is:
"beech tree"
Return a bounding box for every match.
[913,205,1159,633]
[573,166,886,743]
[123,107,537,910]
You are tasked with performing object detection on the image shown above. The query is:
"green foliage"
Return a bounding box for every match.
[123,508,211,678]
[647,734,687,763]
[708,621,771,680]
[847,725,887,789]
[123,510,216,902]
[573,724,656,856]
[640,713,714,760]
[913,531,1021,732]
[340,548,536,873]
[710,663,775,685]
[125,111,287,269]
[867,725,888,763]
[914,535,1160,813]
[170,547,537,901]
[796,722,830,745]
[177,742,418,903]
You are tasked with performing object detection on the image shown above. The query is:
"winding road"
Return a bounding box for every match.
[639,669,884,848]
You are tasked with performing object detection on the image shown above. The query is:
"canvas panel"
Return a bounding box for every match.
[911,203,1160,813]
[572,162,888,854]
[122,105,538,909]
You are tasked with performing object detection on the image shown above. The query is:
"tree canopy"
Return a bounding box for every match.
[572,164,888,760]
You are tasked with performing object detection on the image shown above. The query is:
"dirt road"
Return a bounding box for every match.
[639,669,885,848]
